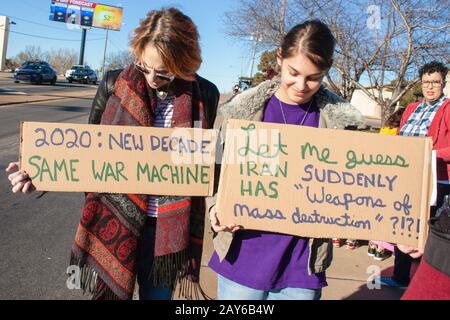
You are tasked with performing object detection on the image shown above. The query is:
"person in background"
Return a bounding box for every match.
[6,8,219,300]
[400,201,450,300]
[381,61,450,289]
[207,20,365,300]
[332,238,358,250]
[368,107,405,261]
[233,84,240,95]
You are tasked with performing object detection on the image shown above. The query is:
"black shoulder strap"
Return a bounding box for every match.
[191,79,202,127]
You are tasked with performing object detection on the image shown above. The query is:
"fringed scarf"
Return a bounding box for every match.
[70,64,210,300]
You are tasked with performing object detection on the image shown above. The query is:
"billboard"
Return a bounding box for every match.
[49,0,123,31]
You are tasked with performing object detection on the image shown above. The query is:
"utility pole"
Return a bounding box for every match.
[280,0,286,35]
[240,56,243,78]
[79,27,87,65]
[0,16,10,71]
[248,34,259,78]
[101,28,109,79]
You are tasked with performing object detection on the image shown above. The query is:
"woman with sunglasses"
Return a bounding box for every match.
[6,7,219,300]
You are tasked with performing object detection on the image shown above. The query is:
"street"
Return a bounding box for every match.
[0,73,95,299]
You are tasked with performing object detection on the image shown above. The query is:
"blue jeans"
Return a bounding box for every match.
[137,219,173,300]
[217,274,322,300]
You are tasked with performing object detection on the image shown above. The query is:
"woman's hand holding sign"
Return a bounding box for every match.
[6,162,35,194]
[209,205,241,233]
[397,244,424,259]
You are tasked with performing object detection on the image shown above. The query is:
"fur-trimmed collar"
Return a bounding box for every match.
[219,79,365,128]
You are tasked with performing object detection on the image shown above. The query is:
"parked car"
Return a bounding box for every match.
[14,63,57,85]
[66,67,97,84]
[65,65,86,79]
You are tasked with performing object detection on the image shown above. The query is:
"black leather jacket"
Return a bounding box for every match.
[88,69,220,128]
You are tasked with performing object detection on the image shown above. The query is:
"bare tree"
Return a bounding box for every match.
[5,58,20,72]
[224,0,292,49]
[105,50,133,71]
[225,0,450,122]
[16,45,48,64]
[47,48,78,75]
[305,0,450,121]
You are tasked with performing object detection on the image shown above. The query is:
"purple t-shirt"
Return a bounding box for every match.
[208,95,327,290]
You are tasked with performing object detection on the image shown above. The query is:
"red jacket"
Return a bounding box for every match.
[399,98,450,180]
[402,214,450,300]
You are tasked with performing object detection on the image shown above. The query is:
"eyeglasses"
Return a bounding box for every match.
[421,80,443,88]
[134,63,175,82]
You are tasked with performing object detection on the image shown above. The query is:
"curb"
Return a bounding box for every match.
[0,94,96,107]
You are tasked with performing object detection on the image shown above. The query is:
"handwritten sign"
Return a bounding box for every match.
[20,122,217,196]
[216,119,433,249]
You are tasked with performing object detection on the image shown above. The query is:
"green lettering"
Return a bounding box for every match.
[40,158,54,182]
[137,162,151,182]
[105,163,118,182]
[160,164,170,181]
[28,155,42,180]
[152,165,162,183]
[268,181,279,199]
[276,161,288,178]
[254,181,268,197]
[200,166,209,184]
[54,159,69,181]
[171,166,179,184]
[186,165,198,184]
[70,160,79,182]
[238,123,288,158]
[92,160,106,181]
[301,142,337,165]
[116,162,128,181]
[240,180,252,196]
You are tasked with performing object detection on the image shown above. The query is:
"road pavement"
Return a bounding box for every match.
[0,98,92,300]
[0,72,98,107]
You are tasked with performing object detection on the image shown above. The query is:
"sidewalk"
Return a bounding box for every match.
[172,219,413,300]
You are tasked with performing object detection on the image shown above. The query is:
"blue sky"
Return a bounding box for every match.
[1,0,260,92]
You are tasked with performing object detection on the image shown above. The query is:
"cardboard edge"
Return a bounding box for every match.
[19,121,25,170]
[216,119,235,224]
[418,138,432,250]
[207,128,218,197]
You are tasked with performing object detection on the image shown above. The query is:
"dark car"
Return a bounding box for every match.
[14,61,51,74]
[67,67,97,84]
[14,63,57,85]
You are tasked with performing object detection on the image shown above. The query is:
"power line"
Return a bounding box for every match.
[108,36,128,52]
[0,27,104,42]
[0,12,105,36]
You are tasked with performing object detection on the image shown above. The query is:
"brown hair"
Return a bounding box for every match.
[280,20,336,71]
[130,8,201,81]
[384,107,405,129]
[419,61,448,80]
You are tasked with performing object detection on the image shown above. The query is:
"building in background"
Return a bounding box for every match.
[0,16,10,71]
[349,75,450,123]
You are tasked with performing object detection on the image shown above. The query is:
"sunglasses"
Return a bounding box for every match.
[134,63,175,82]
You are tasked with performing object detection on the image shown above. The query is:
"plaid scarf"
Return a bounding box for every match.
[70,64,209,300]
[400,95,447,137]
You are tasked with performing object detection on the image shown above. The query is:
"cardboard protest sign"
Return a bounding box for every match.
[216,119,433,249]
[20,122,217,196]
